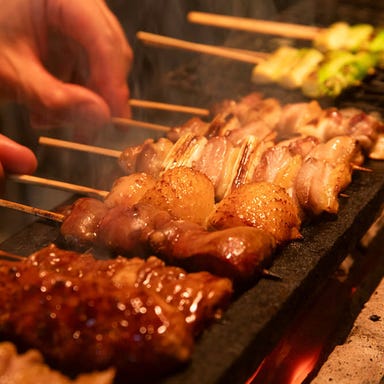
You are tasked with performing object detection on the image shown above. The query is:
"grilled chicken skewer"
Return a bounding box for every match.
[138,31,381,98]
[0,243,232,379]
[0,177,279,286]
[188,12,384,55]
[37,94,381,216]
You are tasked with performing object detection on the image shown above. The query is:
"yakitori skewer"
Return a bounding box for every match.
[136,31,265,64]
[188,12,384,56]
[187,11,321,40]
[129,99,209,116]
[137,31,380,98]
[0,198,64,222]
[0,197,281,281]
[9,174,108,198]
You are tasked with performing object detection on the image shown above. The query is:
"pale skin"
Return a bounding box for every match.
[0,0,133,188]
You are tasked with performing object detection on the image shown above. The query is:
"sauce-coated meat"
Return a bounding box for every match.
[0,245,232,380]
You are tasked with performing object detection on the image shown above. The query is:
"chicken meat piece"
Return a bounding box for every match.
[276,100,323,139]
[208,182,302,245]
[60,197,109,249]
[119,137,173,177]
[252,145,303,196]
[213,92,282,128]
[140,166,215,226]
[307,135,364,166]
[104,173,156,209]
[148,221,276,285]
[166,117,211,142]
[294,157,352,216]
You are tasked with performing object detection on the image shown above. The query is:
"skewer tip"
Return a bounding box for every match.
[262,269,283,281]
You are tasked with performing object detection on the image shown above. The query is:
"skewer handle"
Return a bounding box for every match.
[129,99,210,116]
[112,117,170,132]
[39,137,121,158]
[9,174,108,199]
[137,31,265,64]
[0,198,64,223]
[187,11,322,40]
[0,249,24,262]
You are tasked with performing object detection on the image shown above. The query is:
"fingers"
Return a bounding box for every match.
[45,0,133,118]
[13,50,112,142]
[0,134,37,175]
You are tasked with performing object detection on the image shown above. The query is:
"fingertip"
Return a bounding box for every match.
[0,135,38,175]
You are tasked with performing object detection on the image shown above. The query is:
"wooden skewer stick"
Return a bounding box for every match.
[187,11,322,40]
[39,137,121,158]
[129,99,210,116]
[352,164,373,172]
[9,174,108,199]
[0,249,24,262]
[112,117,170,132]
[137,31,265,64]
[0,198,64,223]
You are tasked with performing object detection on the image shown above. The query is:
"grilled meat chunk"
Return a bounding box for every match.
[208,182,302,245]
[149,221,276,284]
[0,245,232,378]
[60,198,276,284]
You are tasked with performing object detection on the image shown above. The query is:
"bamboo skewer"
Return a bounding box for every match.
[187,11,322,40]
[39,136,372,173]
[112,117,170,132]
[137,31,265,64]
[39,137,121,158]
[129,99,209,116]
[0,198,64,222]
[9,174,108,199]
[0,249,24,262]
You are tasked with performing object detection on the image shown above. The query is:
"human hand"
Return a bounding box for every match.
[0,0,133,141]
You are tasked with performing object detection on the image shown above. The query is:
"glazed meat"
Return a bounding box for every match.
[148,220,276,284]
[208,182,302,245]
[117,255,233,334]
[0,245,232,379]
[60,197,109,248]
[60,200,276,284]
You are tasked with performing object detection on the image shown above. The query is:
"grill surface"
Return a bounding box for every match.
[1,158,383,384]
